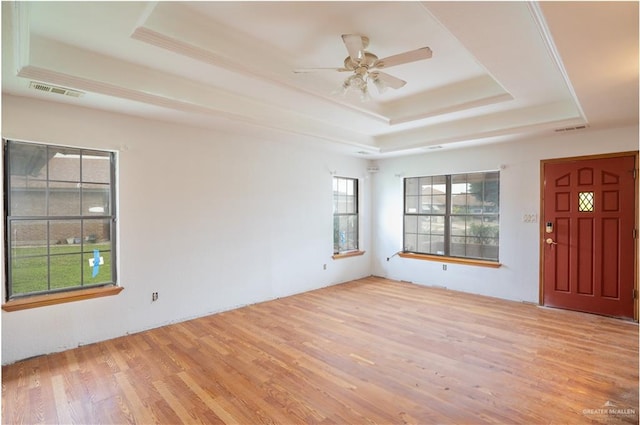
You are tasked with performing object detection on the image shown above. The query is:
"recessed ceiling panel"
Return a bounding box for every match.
[2,1,636,157]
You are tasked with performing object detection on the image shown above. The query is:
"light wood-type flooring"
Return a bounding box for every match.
[2,276,639,424]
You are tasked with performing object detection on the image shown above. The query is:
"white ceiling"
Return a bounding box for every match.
[2,1,638,158]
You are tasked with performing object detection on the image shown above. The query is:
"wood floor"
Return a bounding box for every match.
[2,276,638,424]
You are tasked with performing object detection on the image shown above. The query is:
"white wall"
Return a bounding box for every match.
[372,126,638,303]
[2,94,637,364]
[1,95,371,364]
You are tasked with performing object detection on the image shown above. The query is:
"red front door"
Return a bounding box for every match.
[542,154,636,319]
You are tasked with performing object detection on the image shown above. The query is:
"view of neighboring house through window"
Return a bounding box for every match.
[404,171,499,261]
[4,140,117,299]
[333,177,358,254]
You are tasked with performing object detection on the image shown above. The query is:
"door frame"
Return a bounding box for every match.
[539,151,639,321]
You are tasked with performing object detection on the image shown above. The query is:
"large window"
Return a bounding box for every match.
[4,140,117,299]
[404,171,499,261]
[333,177,358,254]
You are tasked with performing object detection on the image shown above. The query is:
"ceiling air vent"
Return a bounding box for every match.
[29,81,84,98]
[554,125,587,133]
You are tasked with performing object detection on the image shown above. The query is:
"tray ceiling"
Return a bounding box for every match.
[2,1,637,157]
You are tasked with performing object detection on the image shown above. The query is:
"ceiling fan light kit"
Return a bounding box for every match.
[295,34,433,101]
[341,68,371,101]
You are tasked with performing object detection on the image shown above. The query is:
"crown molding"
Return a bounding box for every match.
[527,1,588,124]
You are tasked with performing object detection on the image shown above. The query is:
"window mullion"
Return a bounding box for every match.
[79,150,84,288]
[4,143,11,297]
[355,179,359,250]
[45,147,52,293]
[46,220,51,292]
[444,175,452,256]
[110,151,117,284]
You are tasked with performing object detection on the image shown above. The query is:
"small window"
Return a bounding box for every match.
[578,191,594,212]
[4,140,117,299]
[333,177,358,254]
[404,171,499,261]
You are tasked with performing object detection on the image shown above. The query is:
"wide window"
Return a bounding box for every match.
[333,177,358,254]
[404,171,499,261]
[4,140,117,299]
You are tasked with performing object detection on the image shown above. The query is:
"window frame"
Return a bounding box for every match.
[403,171,500,263]
[3,139,119,304]
[332,176,360,255]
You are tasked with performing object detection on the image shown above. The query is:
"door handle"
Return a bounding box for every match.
[545,238,558,245]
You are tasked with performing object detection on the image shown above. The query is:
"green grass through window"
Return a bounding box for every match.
[10,243,113,296]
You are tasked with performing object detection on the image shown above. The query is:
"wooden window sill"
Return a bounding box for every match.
[2,285,124,312]
[332,250,366,260]
[398,252,501,268]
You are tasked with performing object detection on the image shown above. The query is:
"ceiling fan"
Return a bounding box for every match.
[294,34,433,100]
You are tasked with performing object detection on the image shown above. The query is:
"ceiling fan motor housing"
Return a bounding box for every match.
[343,52,379,71]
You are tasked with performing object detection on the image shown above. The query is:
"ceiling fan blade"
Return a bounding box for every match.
[341,34,365,63]
[370,71,406,90]
[374,47,432,69]
[293,67,349,73]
